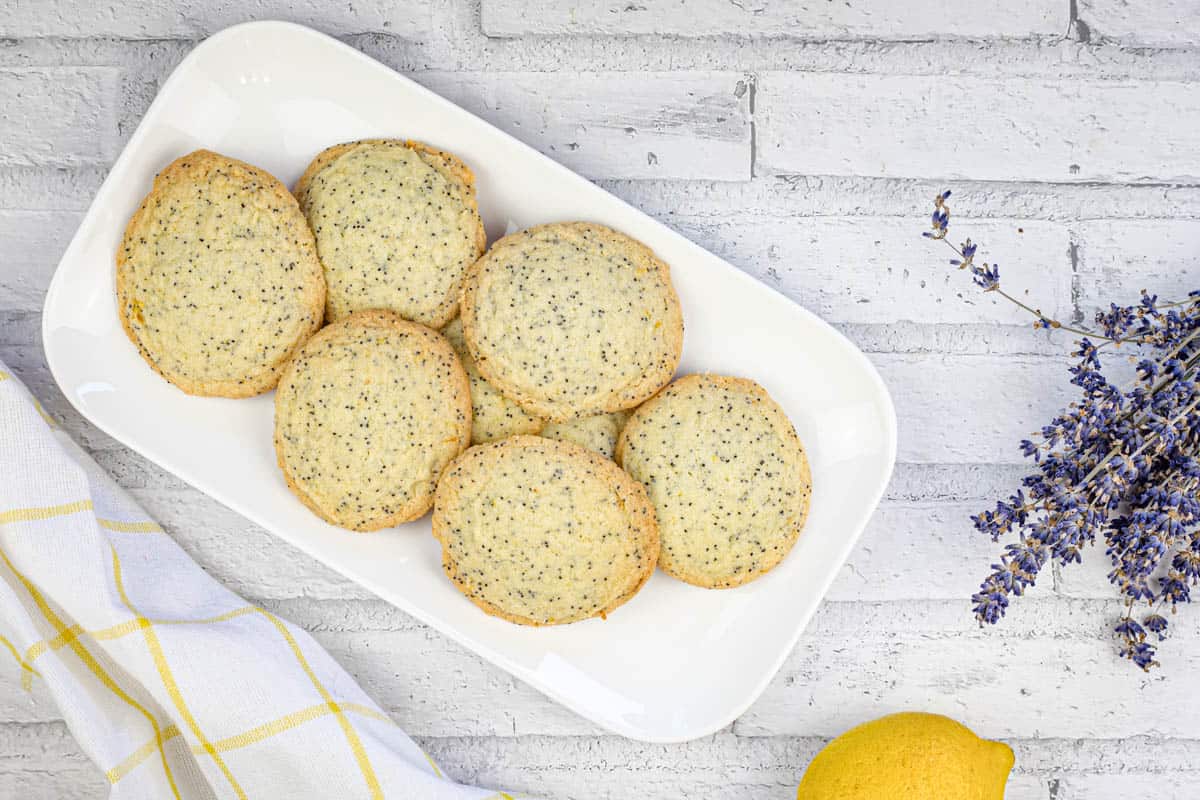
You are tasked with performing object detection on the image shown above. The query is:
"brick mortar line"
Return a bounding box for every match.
[0,34,1198,78]
[5,169,1200,217]
[3,718,1200,749]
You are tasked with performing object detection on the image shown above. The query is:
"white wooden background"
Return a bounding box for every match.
[2,1,1199,797]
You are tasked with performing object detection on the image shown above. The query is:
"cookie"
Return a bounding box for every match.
[433,436,659,626]
[541,410,629,459]
[294,139,486,327]
[117,150,325,397]
[274,310,471,531]
[616,375,811,589]
[459,222,683,421]
[441,317,545,444]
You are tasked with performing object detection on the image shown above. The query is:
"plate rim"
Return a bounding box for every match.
[42,19,898,743]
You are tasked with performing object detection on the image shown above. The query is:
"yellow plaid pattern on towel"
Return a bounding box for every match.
[0,360,534,798]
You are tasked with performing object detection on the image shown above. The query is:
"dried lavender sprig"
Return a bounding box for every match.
[923,191,1200,670]
[973,356,1199,669]
[925,192,1171,347]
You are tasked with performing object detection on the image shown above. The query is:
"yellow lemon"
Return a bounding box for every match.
[797,712,1014,800]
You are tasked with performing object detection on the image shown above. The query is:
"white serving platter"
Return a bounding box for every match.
[42,21,896,743]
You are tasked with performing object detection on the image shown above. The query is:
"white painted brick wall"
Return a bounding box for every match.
[756,73,1200,183]
[670,217,1072,324]
[876,354,1075,463]
[480,0,1067,40]
[1078,0,1200,46]
[1,0,1198,796]
[738,601,1200,739]
[1075,219,1200,318]
[0,69,119,167]
[0,1,432,38]
[411,72,752,180]
[0,211,85,311]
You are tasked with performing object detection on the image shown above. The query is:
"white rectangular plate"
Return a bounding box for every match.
[43,21,896,743]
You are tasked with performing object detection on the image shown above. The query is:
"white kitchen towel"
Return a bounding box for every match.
[0,360,530,800]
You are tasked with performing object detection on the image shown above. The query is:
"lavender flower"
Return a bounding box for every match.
[923,192,1200,670]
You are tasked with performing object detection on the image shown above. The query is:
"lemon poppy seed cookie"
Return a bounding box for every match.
[541,410,629,459]
[433,436,659,626]
[117,150,325,397]
[459,222,683,421]
[274,310,471,531]
[295,139,486,327]
[441,317,545,444]
[616,375,811,589]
